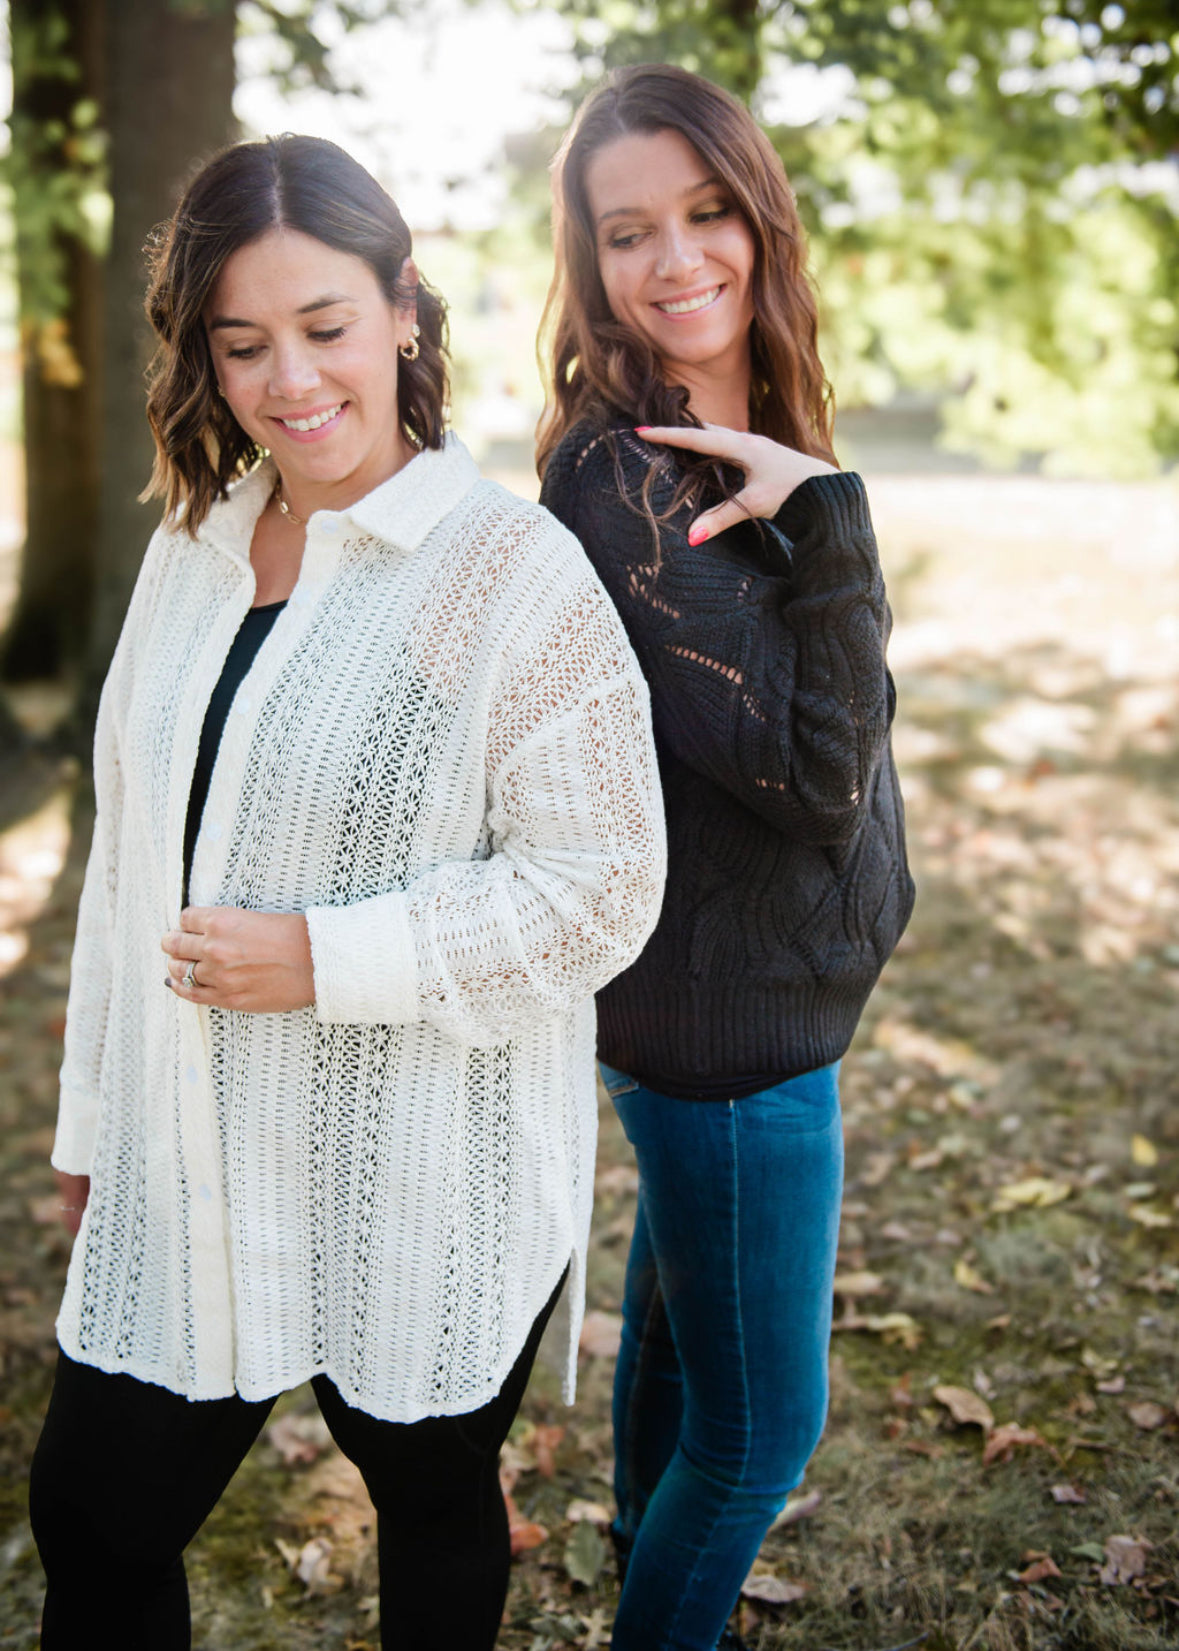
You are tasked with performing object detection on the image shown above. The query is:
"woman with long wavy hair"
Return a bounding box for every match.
[538,65,915,1651]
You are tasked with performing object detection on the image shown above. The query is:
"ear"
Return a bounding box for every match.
[398,256,420,341]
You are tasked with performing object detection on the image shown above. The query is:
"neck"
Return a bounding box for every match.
[274,429,420,522]
[664,353,752,432]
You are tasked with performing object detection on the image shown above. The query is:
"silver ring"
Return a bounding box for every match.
[183,960,198,989]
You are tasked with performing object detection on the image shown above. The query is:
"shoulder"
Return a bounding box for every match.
[446,474,618,599]
[541,421,680,533]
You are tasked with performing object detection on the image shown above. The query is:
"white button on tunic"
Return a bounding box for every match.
[52,438,666,1421]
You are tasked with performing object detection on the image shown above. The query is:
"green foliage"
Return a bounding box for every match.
[236,0,427,93]
[3,1,423,322]
[511,0,1179,475]
[526,0,767,101]
[4,6,107,331]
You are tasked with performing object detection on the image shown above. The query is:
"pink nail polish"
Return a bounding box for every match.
[634,425,652,434]
[688,524,707,546]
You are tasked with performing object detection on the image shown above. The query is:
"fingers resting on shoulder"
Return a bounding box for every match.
[633,423,836,544]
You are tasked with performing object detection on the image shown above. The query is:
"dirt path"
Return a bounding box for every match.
[1,473,1176,1650]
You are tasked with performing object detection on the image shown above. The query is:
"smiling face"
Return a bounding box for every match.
[205,227,418,511]
[584,127,757,413]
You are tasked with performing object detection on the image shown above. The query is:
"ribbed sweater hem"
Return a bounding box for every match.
[596,976,875,1100]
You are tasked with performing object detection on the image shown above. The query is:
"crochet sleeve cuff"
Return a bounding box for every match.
[306,891,421,1026]
[51,1083,100,1175]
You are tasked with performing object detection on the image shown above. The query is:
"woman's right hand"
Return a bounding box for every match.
[634,423,836,544]
[55,1170,90,1237]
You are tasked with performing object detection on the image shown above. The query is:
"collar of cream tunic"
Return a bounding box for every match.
[53,435,666,1421]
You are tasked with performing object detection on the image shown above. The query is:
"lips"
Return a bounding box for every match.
[654,285,724,317]
[271,402,347,436]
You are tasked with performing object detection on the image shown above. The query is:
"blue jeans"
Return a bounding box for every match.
[600,1062,843,1651]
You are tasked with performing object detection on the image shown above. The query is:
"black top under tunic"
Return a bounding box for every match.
[183,600,287,898]
[540,424,915,1102]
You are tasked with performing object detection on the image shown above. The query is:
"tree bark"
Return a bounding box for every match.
[81,0,236,730]
[2,0,103,685]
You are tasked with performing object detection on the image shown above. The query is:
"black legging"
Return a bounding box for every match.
[30,1271,565,1651]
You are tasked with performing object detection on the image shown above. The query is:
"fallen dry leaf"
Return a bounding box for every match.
[267,1412,330,1466]
[1127,1203,1172,1228]
[531,1423,565,1479]
[1051,1483,1087,1504]
[565,1499,612,1526]
[498,1443,529,1494]
[954,1257,995,1294]
[579,1607,609,1651]
[1096,1375,1125,1395]
[879,1219,912,1241]
[833,1310,923,1350]
[860,1151,896,1188]
[908,1147,944,1172]
[1018,1554,1063,1584]
[579,1310,623,1359]
[275,1536,337,1594]
[832,1270,884,1297]
[982,1422,1049,1466]
[889,1373,915,1408]
[991,1177,1071,1212]
[505,1493,548,1556]
[1127,1400,1169,1430]
[772,1489,822,1528]
[1099,1534,1151,1586]
[1131,1134,1159,1167]
[564,1519,606,1587]
[740,1572,809,1605]
[1133,1269,1179,1294]
[933,1384,994,1431]
[1082,1347,1119,1380]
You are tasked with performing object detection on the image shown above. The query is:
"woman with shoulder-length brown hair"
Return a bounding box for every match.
[29,132,666,1651]
[538,65,914,1651]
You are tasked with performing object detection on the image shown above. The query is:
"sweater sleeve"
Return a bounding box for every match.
[541,432,896,846]
[52,534,151,1173]
[306,533,667,1043]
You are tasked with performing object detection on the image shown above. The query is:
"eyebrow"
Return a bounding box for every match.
[207,293,356,331]
[596,177,723,227]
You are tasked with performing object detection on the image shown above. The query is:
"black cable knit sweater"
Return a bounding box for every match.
[540,423,915,1099]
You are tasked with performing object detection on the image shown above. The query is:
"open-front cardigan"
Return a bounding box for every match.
[540,423,914,1097]
[53,436,666,1420]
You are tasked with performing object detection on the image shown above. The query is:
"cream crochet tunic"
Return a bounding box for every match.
[53,436,666,1421]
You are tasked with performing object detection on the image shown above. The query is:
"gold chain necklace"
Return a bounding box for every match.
[272,478,306,526]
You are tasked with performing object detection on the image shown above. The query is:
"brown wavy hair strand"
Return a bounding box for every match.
[142,134,449,536]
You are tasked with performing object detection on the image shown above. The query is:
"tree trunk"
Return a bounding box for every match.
[81,0,236,730]
[2,0,103,685]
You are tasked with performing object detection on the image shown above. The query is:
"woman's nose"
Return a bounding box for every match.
[655,226,704,282]
[268,345,321,401]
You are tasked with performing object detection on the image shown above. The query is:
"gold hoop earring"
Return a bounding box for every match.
[399,323,421,363]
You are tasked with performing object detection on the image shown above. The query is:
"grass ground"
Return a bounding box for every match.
[0,470,1176,1649]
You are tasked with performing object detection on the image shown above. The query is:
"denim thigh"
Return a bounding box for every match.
[603,1063,843,1497]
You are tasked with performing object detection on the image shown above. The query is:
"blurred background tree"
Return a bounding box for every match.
[0,0,1175,736]
[0,0,406,727]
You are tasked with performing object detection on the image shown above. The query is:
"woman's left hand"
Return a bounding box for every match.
[163,907,315,1013]
[635,423,837,546]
